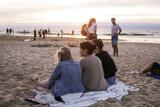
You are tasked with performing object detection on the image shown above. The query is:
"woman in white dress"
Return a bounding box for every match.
[86,18,97,40]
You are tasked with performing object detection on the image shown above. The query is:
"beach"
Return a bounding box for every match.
[0,34,160,107]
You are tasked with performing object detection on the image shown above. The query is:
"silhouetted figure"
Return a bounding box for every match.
[48,28,50,35]
[9,28,12,34]
[38,29,42,38]
[57,33,60,37]
[60,29,63,37]
[6,28,9,34]
[33,29,37,40]
[42,30,46,39]
[72,30,74,35]
[45,29,48,36]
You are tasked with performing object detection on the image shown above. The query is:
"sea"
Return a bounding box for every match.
[0,23,160,43]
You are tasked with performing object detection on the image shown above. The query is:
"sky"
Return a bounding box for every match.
[0,0,160,24]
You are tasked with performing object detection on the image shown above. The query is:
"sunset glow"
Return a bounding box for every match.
[0,0,160,24]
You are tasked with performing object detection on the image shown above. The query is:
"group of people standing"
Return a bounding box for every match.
[33,29,74,40]
[33,29,50,40]
[26,18,120,104]
[81,18,122,57]
[6,28,14,34]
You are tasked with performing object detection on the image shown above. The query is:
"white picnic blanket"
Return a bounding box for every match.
[33,80,139,107]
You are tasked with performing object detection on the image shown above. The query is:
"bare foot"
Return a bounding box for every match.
[31,77,41,90]
[31,78,50,92]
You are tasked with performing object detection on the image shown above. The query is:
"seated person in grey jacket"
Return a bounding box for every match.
[79,41,107,91]
[92,39,117,85]
[31,47,85,102]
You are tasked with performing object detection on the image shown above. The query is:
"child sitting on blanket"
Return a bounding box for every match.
[26,47,85,104]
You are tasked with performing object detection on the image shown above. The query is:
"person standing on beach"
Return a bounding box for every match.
[33,29,37,40]
[42,30,46,39]
[9,28,12,34]
[48,28,50,35]
[60,29,63,37]
[72,30,74,35]
[57,33,60,37]
[38,29,42,38]
[111,18,122,57]
[87,18,97,40]
[6,28,9,34]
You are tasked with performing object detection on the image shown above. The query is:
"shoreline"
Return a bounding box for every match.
[1,33,160,44]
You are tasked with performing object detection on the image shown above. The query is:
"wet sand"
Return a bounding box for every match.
[0,34,160,107]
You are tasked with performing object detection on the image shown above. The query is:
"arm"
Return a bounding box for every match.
[48,64,61,89]
[94,25,97,34]
[118,26,122,35]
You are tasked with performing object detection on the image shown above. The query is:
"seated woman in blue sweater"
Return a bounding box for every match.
[30,47,85,103]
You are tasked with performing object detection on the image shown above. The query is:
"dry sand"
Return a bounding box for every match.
[0,34,160,107]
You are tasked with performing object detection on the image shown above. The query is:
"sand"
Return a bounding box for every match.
[0,34,160,107]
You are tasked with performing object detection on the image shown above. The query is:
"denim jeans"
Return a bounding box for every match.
[106,76,116,85]
[111,36,118,45]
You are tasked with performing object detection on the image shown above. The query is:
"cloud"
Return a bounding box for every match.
[0,0,160,23]
[0,0,72,22]
[76,0,160,8]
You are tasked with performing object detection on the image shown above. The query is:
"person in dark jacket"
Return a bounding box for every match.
[92,39,117,85]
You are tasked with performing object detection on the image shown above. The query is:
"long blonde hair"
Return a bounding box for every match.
[57,47,73,62]
[88,18,96,27]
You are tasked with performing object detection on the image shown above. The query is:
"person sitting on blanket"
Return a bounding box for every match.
[92,39,117,85]
[30,47,85,102]
[80,41,107,91]
[142,62,160,79]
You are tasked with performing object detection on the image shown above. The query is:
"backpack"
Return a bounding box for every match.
[81,24,88,36]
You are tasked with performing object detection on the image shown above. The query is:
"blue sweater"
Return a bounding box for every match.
[48,60,85,97]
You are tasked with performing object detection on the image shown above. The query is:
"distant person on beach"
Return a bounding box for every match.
[6,28,9,34]
[42,30,46,39]
[92,39,117,85]
[29,47,84,103]
[111,18,122,57]
[72,30,74,35]
[86,18,97,40]
[38,29,42,38]
[57,33,60,37]
[45,29,48,36]
[60,29,63,37]
[48,28,50,35]
[80,41,107,91]
[9,28,12,34]
[33,29,37,40]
